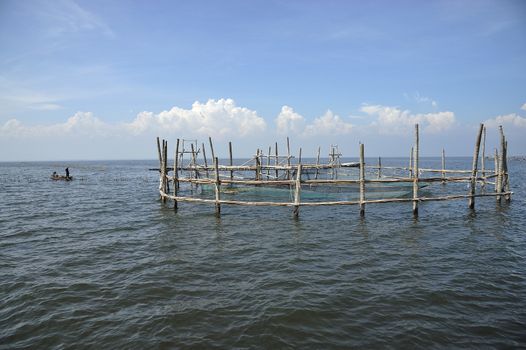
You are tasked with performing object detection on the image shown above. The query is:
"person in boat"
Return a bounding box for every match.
[52,171,57,178]
[65,167,70,180]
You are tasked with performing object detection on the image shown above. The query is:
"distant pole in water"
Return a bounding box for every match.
[359,143,365,217]
[412,125,419,217]
[441,148,446,184]
[481,126,486,188]
[229,141,233,182]
[468,123,484,209]
[377,157,382,179]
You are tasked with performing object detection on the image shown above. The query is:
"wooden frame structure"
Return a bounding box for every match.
[155,123,512,218]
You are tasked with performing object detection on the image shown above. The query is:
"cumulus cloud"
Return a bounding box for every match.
[1,111,111,137]
[521,103,526,111]
[275,106,306,135]
[361,105,455,134]
[304,110,354,136]
[484,113,526,128]
[126,98,266,137]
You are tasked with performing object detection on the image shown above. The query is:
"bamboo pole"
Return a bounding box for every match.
[255,149,261,180]
[497,125,505,203]
[266,146,271,178]
[441,148,446,184]
[229,141,233,182]
[504,140,510,201]
[201,142,209,178]
[214,157,221,217]
[409,146,413,178]
[499,126,510,201]
[163,140,168,202]
[359,143,365,217]
[286,137,291,180]
[412,125,419,216]
[293,164,302,218]
[481,126,486,187]
[468,123,484,209]
[163,190,512,207]
[298,148,302,165]
[315,146,321,180]
[377,156,382,179]
[156,137,163,201]
[208,137,215,164]
[190,143,198,180]
[275,142,279,179]
[494,148,499,194]
[173,138,180,210]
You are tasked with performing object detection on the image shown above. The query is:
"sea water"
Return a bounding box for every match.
[1,158,525,348]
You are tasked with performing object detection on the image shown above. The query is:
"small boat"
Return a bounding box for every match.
[51,174,73,181]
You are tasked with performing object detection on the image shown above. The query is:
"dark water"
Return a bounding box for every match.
[1,158,525,348]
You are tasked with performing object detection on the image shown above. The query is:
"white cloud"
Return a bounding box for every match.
[361,105,455,134]
[126,98,266,138]
[303,110,353,136]
[0,112,111,137]
[275,105,305,135]
[484,113,526,128]
[521,103,526,111]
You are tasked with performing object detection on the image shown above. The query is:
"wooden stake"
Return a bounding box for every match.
[409,146,413,178]
[359,143,365,217]
[202,142,209,178]
[293,164,302,218]
[229,141,233,182]
[412,125,419,216]
[174,139,180,209]
[315,146,321,180]
[298,148,302,165]
[377,156,382,179]
[493,147,499,194]
[214,157,221,217]
[208,136,215,163]
[275,142,279,179]
[481,126,486,187]
[504,140,510,201]
[255,149,261,180]
[468,123,484,209]
[286,137,291,180]
[441,148,446,184]
[267,146,271,178]
[190,143,198,180]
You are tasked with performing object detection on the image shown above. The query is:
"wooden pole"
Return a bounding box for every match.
[504,140,510,201]
[229,141,233,182]
[412,125,419,216]
[359,143,365,217]
[173,138,180,209]
[298,148,302,165]
[255,149,261,180]
[441,148,446,184]
[190,143,198,180]
[208,137,216,163]
[156,137,162,171]
[275,142,279,179]
[202,142,209,178]
[293,164,302,218]
[286,137,291,180]
[267,146,271,178]
[468,123,484,209]
[377,156,382,179]
[315,146,321,180]
[409,146,413,178]
[214,157,221,217]
[493,147,499,194]
[163,140,168,202]
[481,126,486,187]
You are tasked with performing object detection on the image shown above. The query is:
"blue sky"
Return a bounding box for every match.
[1,0,525,160]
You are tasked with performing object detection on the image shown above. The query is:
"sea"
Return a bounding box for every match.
[1,157,525,348]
